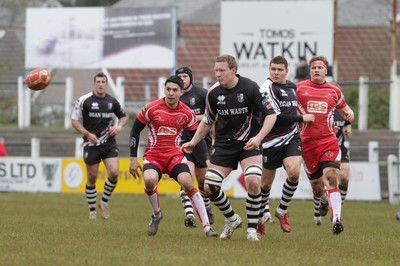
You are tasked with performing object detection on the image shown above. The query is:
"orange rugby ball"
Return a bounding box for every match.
[25,68,51,91]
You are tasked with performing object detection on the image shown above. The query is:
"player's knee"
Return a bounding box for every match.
[205,169,224,185]
[285,167,300,182]
[311,181,324,197]
[205,184,221,201]
[244,164,262,181]
[204,169,225,200]
[325,168,339,187]
[108,172,118,182]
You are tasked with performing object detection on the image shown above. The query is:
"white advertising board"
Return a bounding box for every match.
[25,7,176,69]
[220,1,334,85]
[0,157,381,201]
[222,162,381,201]
[0,157,62,192]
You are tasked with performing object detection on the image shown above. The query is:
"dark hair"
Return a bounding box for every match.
[270,56,288,68]
[94,72,108,83]
[175,66,193,84]
[165,75,184,89]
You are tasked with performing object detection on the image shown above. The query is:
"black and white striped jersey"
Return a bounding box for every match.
[71,91,126,146]
[180,84,208,143]
[260,78,301,149]
[204,75,276,142]
[334,110,350,147]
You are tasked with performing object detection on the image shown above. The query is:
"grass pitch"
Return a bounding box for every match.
[0,192,399,266]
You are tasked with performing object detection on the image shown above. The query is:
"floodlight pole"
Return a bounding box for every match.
[332,0,338,81]
[390,0,399,131]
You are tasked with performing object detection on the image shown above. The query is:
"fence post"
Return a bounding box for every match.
[31,137,40,157]
[75,137,83,158]
[368,141,379,163]
[389,62,400,130]
[64,77,73,129]
[158,77,166,99]
[24,81,31,128]
[144,84,151,102]
[387,154,400,204]
[18,76,24,129]
[203,76,210,89]
[358,76,368,131]
[116,76,125,108]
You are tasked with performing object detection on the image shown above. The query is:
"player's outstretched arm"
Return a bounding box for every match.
[244,113,277,150]
[181,120,211,153]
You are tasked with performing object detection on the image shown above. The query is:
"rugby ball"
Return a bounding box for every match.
[25,68,51,91]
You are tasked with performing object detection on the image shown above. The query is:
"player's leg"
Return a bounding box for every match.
[99,154,119,219]
[84,146,101,220]
[143,164,163,236]
[309,177,325,224]
[339,161,350,204]
[241,155,263,241]
[274,155,302,233]
[195,165,214,224]
[192,140,214,223]
[206,142,243,239]
[180,160,196,228]
[258,167,276,236]
[321,162,344,234]
[339,146,350,204]
[85,163,99,219]
[204,165,242,240]
[175,164,217,237]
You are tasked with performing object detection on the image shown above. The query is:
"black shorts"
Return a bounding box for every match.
[210,140,262,169]
[262,136,302,170]
[184,138,209,168]
[83,144,119,165]
[340,143,350,163]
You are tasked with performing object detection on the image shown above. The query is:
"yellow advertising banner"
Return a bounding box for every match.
[61,158,237,196]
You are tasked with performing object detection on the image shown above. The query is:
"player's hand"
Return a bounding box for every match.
[244,136,261,150]
[181,142,195,154]
[86,132,98,144]
[302,114,315,123]
[343,125,352,139]
[129,158,142,179]
[109,126,121,136]
[344,129,352,138]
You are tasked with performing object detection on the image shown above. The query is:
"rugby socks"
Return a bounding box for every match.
[180,188,195,218]
[187,188,211,230]
[209,189,235,220]
[247,192,261,230]
[86,185,97,212]
[260,188,271,219]
[277,179,298,213]
[145,187,161,217]
[339,184,348,205]
[327,188,342,222]
[198,184,211,210]
[313,195,321,219]
[101,177,117,205]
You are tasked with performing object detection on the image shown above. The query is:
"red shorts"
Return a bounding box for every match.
[143,150,188,175]
[301,137,341,178]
